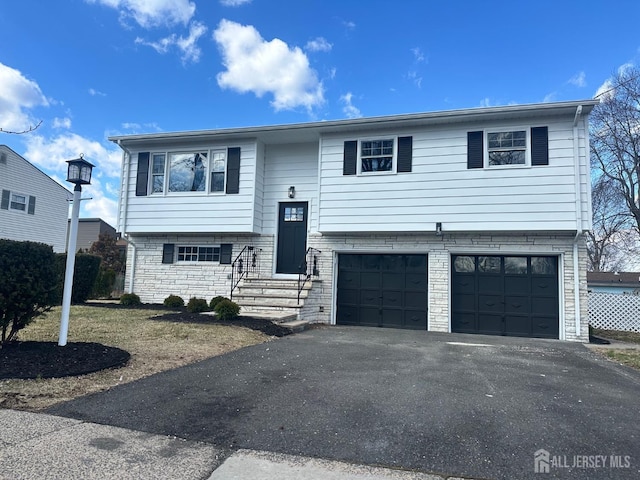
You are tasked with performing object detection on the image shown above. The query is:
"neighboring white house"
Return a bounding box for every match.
[0,145,71,252]
[111,100,597,342]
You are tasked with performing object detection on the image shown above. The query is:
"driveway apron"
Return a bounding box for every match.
[47,327,640,480]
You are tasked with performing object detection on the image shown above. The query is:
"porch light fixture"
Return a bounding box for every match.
[435,222,443,236]
[59,154,94,347]
[288,186,295,198]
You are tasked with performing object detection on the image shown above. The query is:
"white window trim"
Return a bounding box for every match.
[484,127,531,169]
[209,148,227,195]
[175,245,222,263]
[9,191,28,213]
[150,153,166,195]
[357,136,398,175]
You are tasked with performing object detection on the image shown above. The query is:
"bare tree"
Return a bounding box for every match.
[0,120,42,135]
[591,67,640,233]
[589,67,640,270]
[586,175,631,271]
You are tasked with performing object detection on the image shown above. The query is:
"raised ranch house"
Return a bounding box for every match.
[111,100,597,342]
[0,145,71,253]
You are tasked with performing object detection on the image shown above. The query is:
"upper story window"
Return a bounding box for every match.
[210,150,226,193]
[10,193,27,211]
[343,137,413,176]
[151,154,165,193]
[487,131,526,166]
[168,152,207,192]
[361,139,394,173]
[467,127,548,169]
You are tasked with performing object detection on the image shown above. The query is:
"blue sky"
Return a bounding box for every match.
[1,0,639,227]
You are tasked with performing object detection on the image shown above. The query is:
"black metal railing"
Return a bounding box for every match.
[230,246,260,300]
[297,247,321,304]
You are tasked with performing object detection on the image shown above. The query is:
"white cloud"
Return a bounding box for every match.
[136,21,207,63]
[305,37,332,53]
[83,177,119,227]
[52,117,72,129]
[86,0,195,28]
[24,133,122,179]
[340,92,361,119]
[594,63,636,101]
[89,88,107,96]
[343,20,356,30]
[220,0,251,5]
[543,92,557,103]
[568,71,586,88]
[0,62,49,133]
[213,19,325,112]
[407,71,422,89]
[411,47,425,63]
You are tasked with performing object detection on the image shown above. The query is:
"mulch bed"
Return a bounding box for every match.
[149,312,294,337]
[0,341,130,380]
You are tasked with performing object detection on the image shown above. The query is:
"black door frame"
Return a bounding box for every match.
[275,201,308,274]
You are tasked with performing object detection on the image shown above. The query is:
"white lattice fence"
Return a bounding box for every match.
[589,292,640,332]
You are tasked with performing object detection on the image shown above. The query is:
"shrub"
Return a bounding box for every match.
[0,240,57,343]
[54,253,101,304]
[214,299,241,321]
[209,295,227,310]
[187,297,209,313]
[91,267,117,299]
[164,295,185,308]
[120,293,141,306]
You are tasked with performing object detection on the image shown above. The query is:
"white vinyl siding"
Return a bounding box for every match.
[262,142,319,234]
[318,118,590,233]
[0,146,70,252]
[122,141,260,234]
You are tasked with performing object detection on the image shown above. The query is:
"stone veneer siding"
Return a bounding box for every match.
[125,231,589,342]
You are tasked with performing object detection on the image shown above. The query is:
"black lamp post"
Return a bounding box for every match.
[59,155,94,346]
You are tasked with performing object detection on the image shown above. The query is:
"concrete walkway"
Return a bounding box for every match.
[0,409,473,480]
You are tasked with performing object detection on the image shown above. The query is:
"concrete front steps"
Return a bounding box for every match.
[232,278,313,331]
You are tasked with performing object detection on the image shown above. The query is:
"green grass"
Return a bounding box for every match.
[602,350,640,370]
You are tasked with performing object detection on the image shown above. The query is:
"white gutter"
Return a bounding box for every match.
[572,105,584,339]
[116,140,136,294]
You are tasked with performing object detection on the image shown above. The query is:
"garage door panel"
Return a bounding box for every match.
[532,316,559,338]
[339,254,361,269]
[478,276,503,294]
[338,271,360,288]
[337,288,359,305]
[405,291,427,309]
[361,273,380,289]
[358,306,381,326]
[382,273,404,289]
[362,255,381,270]
[504,277,530,295]
[504,295,530,314]
[477,314,503,335]
[406,255,427,272]
[531,296,557,315]
[478,294,503,313]
[452,275,475,294]
[336,305,358,325]
[360,289,381,307]
[406,273,427,290]
[452,313,476,333]
[531,278,556,295]
[382,290,402,306]
[382,309,403,327]
[505,315,532,336]
[453,293,475,311]
[404,310,427,329]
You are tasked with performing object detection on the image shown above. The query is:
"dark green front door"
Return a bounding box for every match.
[276,202,308,274]
[337,254,428,330]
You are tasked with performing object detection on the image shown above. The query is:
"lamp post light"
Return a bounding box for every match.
[59,155,94,347]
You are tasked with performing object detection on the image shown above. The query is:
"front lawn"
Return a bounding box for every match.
[0,305,271,411]
[591,327,640,371]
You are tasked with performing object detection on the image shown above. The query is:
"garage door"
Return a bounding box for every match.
[336,254,428,329]
[451,255,559,338]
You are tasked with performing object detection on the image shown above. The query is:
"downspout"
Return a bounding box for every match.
[117,140,136,294]
[572,105,584,339]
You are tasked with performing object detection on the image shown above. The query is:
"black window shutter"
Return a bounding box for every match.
[162,243,175,264]
[531,126,549,166]
[220,244,233,264]
[27,196,36,215]
[226,147,241,194]
[397,136,413,173]
[467,131,484,169]
[136,152,150,196]
[1,189,9,210]
[343,140,357,175]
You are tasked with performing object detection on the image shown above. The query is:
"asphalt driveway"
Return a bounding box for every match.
[47,327,640,480]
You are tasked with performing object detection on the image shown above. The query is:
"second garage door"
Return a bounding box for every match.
[451,255,559,339]
[336,254,428,330]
